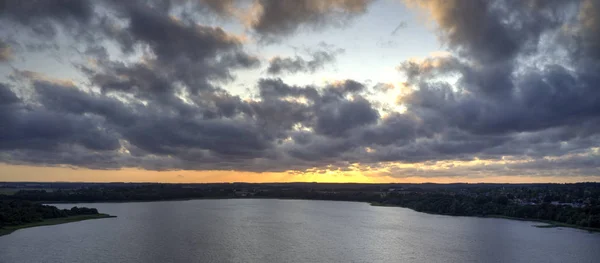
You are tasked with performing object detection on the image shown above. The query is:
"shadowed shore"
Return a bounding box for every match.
[370,202,600,233]
[0,214,116,237]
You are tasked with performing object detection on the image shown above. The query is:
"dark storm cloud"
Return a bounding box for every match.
[408,0,574,63]
[0,82,121,152]
[267,56,316,75]
[356,0,600,174]
[0,0,94,22]
[0,0,94,38]
[0,0,260,98]
[83,1,260,101]
[286,135,356,162]
[251,78,373,141]
[89,62,178,96]
[199,0,237,16]
[397,56,464,84]
[314,97,379,136]
[0,75,277,171]
[1,0,600,178]
[267,47,344,75]
[102,0,260,68]
[257,78,319,100]
[398,57,600,136]
[121,4,241,62]
[123,117,272,158]
[576,0,600,59]
[100,0,375,41]
[32,79,137,126]
[0,83,19,104]
[403,0,581,98]
[1,0,377,172]
[0,40,12,62]
[248,0,373,40]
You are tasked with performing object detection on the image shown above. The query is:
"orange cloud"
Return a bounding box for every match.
[2,163,599,184]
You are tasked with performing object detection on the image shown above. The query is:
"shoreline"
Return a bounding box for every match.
[42,196,367,204]
[370,202,600,233]
[35,198,600,233]
[0,214,116,237]
[485,215,600,232]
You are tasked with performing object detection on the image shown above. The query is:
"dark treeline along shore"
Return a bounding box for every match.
[1,182,599,232]
[0,200,114,236]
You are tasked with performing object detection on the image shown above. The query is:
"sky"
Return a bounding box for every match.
[0,0,600,183]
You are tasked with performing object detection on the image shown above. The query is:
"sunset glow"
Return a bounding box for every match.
[1,0,600,183]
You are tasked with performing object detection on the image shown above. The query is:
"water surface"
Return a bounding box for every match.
[0,199,598,263]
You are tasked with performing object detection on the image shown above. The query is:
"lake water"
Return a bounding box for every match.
[0,199,599,263]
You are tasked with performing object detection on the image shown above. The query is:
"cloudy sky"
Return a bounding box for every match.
[1,0,600,183]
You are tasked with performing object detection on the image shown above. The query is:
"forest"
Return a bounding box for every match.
[0,200,100,228]
[378,192,600,229]
[1,182,599,230]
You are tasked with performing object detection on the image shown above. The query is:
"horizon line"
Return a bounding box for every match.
[1,181,598,185]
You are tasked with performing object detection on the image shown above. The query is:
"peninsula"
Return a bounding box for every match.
[0,200,115,237]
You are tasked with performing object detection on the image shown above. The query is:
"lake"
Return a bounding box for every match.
[0,199,599,262]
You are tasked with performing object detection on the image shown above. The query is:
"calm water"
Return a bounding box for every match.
[1,199,599,263]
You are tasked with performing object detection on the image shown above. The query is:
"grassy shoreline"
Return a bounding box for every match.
[370,202,600,232]
[0,214,116,237]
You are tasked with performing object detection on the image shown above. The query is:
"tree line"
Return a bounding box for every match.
[380,192,600,229]
[0,200,99,228]
[2,183,599,230]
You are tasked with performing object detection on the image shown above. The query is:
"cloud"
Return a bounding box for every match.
[0,83,19,105]
[0,0,94,38]
[1,0,600,180]
[200,0,238,16]
[121,4,242,62]
[0,40,13,62]
[314,96,379,136]
[404,0,574,63]
[82,3,261,102]
[246,0,373,41]
[371,0,600,174]
[577,0,600,59]
[267,46,344,74]
[0,81,121,153]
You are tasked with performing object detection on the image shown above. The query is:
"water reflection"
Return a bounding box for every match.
[0,199,598,263]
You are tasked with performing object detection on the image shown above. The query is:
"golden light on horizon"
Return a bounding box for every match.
[2,163,599,184]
